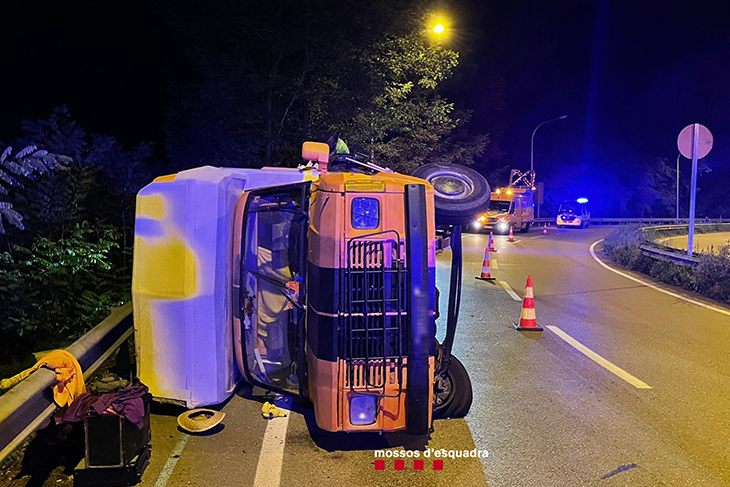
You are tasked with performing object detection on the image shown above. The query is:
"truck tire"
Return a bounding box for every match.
[433,355,473,419]
[412,163,491,226]
[520,222,531,233]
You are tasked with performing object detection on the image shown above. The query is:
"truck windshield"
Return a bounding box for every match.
[489,200,511,212]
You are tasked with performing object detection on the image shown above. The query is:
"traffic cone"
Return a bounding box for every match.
[488,232,497,252]
[475,247,495,281]
[543,224,548,235]
[513,276,542,331]
[508,226,514,242]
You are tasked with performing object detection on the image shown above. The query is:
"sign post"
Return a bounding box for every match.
[677,123,713,257]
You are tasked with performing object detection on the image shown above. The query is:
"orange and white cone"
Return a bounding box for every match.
[475,247,496,281]
[508,226,514,242]
[513,275,542,331]
[488,232,497,252]
[543,224,548,235]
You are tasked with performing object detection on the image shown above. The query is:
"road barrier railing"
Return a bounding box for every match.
[638,223,730,264]
[535,218,728,226]
[0,303,133,464]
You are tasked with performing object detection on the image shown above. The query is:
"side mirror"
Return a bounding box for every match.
[302,141,330,173]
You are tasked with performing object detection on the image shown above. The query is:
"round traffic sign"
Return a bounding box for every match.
[677,123,713,159]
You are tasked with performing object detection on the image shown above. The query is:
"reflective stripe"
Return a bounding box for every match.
[521,307,536,320]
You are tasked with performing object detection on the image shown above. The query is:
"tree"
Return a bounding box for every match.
[16,107,160,235]
[0,145,70,234]
[162,1,489,174]
[307,32,487,174]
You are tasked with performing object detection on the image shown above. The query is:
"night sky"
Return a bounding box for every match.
[2,0,729,214]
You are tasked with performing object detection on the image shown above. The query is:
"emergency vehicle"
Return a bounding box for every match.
[473,169,536,233]
[556,198,590,228]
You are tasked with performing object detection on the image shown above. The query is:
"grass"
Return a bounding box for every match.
[604,225,730,306]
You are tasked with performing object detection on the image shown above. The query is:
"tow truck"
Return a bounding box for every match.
[132,141,491,434]
[473,169,536,234]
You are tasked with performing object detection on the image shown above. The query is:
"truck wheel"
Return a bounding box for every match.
[412,163,491,226]
[433,355,473,419]
[520,222,531,233]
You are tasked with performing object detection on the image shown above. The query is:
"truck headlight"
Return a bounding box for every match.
[350,395,377,425]
[497,221,509,231]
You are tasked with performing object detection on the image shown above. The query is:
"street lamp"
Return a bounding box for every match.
[530,115,567,173]
[676,153,681,220]
[428,13,449,39]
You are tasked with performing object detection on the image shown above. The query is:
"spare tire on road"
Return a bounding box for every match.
[412,163,491,226]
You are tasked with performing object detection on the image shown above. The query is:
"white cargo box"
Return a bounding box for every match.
[132,166,316,407]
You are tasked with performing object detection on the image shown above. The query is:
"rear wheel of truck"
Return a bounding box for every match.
[433,355,473,419]
[412,163,491,226]
[520,222,531,233]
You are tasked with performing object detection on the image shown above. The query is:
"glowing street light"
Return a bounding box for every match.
[428,13,449,38]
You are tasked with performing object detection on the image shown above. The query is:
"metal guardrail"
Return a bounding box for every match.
[535,218,728,226]
[638,223,730,264]
[638,244,700,265]
[0,303,133,464]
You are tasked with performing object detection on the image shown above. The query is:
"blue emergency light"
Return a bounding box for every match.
[576,198,589,204]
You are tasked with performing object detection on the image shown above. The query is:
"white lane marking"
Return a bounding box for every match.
[154,433,189,487]
[510,239,522,244]
[589,240,730,317]
[498,281,522,301]
[491,260,499,269]
[254,396,292,487]
[546,326,652,389]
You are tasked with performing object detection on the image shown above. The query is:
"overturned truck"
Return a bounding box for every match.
[132,141,490,434]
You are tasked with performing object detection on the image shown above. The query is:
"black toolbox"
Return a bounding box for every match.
[74,393,151,486]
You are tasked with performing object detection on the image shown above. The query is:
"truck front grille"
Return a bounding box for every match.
[342,232,406,396]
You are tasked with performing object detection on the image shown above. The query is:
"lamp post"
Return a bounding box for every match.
[530,115,568,173]
[676,153,681,221]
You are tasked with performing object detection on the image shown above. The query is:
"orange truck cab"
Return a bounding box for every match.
[473,169,536,234]
[133,141,490,435]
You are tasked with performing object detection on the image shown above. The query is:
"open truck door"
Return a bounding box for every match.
[233,183,311,398]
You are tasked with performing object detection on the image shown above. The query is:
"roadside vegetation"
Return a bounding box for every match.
[0,5,487,376]
[0,108,152,371]
[603,225,730,305]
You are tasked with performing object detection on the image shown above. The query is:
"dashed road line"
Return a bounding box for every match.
[498,280,522,301]
[589,240,730,317]
[546,325,652,389]
[154,433,189,487]
[491,260,499,269]
[253,396,292,487]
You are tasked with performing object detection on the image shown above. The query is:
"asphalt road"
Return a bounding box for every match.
[131,226,730,487]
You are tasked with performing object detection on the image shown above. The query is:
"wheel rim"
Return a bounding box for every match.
[433,373,453,408]
[427,170,475,201]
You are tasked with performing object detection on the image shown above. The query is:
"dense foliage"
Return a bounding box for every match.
[0,4,491,365]
[0,225,129,360]
[603,225,730,305]
[0,145,70,234]
[162,0,487,174]
[0,109,155,362]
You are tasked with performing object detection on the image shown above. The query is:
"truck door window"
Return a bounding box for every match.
[241,188,306,393]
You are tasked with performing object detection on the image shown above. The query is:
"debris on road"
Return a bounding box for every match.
[261,402,287,419]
